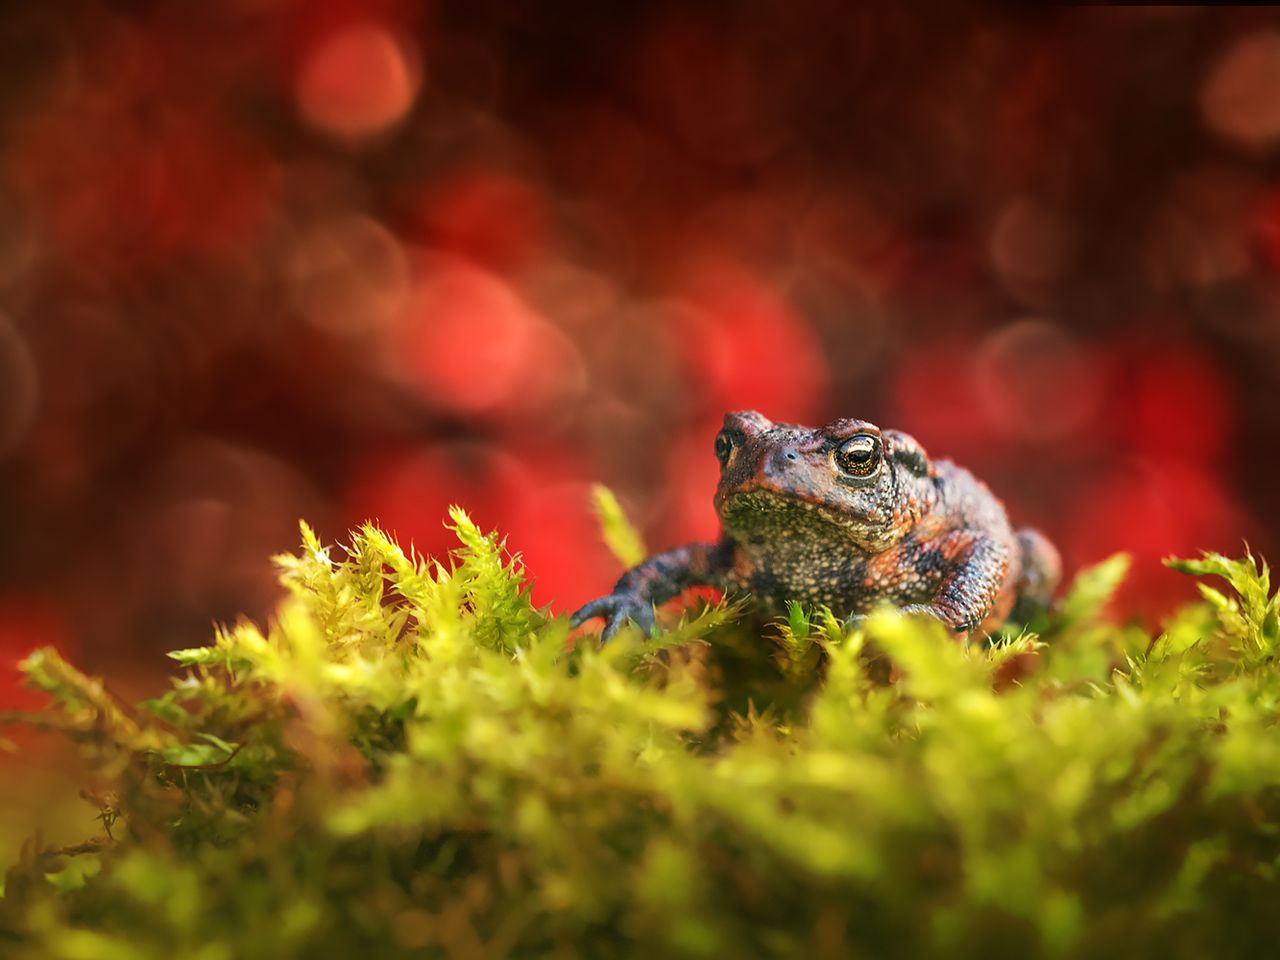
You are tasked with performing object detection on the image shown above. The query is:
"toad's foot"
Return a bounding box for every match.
[570,593,656,641]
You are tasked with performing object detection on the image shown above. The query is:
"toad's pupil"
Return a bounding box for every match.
[715,434,733,463]
[837,436,879,475]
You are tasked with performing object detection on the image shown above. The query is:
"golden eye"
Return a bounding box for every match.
[836,434,881,477]
[714,430,737,467]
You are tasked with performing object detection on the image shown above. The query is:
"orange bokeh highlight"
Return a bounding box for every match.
[391,257,583,418]
[1201,31,1280,152]
[296,23,421,142]
[288,214,412,337]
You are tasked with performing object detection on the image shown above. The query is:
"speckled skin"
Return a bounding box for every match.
[572,411,1061,640]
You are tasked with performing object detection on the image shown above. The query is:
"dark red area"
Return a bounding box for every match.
[0,600,68,714]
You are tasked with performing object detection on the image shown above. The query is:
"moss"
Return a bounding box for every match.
[2,504,1280,958]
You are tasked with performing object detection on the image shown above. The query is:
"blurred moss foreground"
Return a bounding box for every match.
[3,506,1280,960]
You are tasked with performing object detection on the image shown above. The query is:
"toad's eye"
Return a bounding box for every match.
[714,430,738,467]
[836,434,881,477]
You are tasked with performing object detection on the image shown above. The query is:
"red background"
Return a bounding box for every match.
[1,2,1277,696]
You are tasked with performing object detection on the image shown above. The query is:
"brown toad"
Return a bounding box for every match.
[572,410,1060,638]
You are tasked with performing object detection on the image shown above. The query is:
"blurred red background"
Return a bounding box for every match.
[1,1,1278,697]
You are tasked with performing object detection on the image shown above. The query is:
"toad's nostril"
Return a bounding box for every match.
[766,447,801,476]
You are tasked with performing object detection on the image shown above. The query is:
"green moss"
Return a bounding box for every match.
[2,504,1280,958]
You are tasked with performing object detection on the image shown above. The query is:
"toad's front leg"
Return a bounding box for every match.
[571,539,736,640]
[897,534,1011,635]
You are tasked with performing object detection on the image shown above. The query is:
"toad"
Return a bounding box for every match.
[572,411,1060,639]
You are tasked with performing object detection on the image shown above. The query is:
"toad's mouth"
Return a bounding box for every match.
[715,487,859,538]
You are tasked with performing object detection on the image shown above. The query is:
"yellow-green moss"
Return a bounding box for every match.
[2,505,1279,959]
